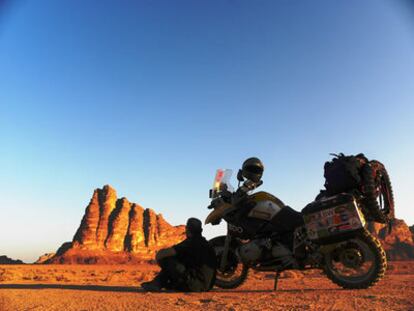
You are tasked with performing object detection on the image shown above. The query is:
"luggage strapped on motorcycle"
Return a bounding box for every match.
[320,153,395,226]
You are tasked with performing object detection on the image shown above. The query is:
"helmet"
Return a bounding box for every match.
[241,157,264,183]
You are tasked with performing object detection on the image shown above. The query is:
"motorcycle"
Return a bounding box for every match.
[205,169,387,289]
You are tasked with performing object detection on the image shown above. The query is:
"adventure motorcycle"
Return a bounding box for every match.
[205,169,387,290]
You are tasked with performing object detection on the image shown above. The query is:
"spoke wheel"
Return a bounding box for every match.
[209,238,249,289]
[213,245,249,289]
[324,230,386,289]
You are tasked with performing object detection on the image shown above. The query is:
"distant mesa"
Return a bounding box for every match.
[368,219,414,260]
[0,255,24,264]
[45,185,185,264]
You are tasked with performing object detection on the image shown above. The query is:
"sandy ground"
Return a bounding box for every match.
[0,262,413,311]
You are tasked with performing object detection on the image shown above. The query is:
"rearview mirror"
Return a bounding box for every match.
[237,169,244,182]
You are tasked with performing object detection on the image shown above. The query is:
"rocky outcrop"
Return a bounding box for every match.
[125,204,145,252]
[47,185,185,264]
[72,185,117,249]
[368,219,414,260]
[35,253,55,264]
[0,256,24,264]
[105,198,132,252]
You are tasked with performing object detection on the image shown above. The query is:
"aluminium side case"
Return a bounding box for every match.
[302,193,366,244]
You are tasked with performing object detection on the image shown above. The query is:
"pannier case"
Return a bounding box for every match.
[302,193,366,243]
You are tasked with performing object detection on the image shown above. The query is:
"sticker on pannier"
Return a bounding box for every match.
[303,201,365,240]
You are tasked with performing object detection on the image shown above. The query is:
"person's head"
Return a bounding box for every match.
[186,217,203,238]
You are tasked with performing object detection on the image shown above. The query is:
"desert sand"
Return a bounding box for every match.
[0,262,413,311]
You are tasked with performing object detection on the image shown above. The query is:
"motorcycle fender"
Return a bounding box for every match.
[205,202,232,224]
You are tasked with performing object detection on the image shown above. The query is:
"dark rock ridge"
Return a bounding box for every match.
[0,255,24,264]
[47,185,185,264]
[368,219,414,260]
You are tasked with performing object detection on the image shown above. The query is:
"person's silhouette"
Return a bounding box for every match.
[141,218,216,292]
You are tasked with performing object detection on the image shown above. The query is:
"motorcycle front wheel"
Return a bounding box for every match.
[209,237,249,289]
[323,230,387,289]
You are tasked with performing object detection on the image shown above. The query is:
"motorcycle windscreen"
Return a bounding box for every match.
[211,169,233,198]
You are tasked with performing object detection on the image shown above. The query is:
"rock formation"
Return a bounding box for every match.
[35,253,55,264]
[0,255,24,264]
[47,185,185,264]
[368,219,414,260]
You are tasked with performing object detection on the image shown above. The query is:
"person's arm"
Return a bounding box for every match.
[155,247,177,261]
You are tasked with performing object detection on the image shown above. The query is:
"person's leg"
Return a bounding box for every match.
[141,258,168,291]
[157,257,186,289]
[141,256,186,291]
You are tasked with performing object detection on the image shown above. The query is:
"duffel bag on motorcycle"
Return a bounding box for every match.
[319,153,395,225]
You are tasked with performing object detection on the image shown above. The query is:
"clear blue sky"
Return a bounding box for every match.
[1,0,413,263]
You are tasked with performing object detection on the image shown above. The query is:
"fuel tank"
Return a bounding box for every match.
[227,192,304,238]
[247,192,285,221]
[247,192,304,232]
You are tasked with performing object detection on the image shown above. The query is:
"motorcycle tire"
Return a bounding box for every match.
[361,163,390,223]
[372,161,395,220]
[323,229,387,289]
[209,236,249,289]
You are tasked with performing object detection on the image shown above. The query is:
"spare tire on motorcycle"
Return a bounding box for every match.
[317,153,395,224]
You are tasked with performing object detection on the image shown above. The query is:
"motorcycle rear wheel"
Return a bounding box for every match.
[209,237,249,289]
[323,230,387,289]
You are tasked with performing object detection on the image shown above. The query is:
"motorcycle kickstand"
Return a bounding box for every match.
[273,271,280,291]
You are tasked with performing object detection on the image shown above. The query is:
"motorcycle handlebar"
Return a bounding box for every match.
[208,179,263,209]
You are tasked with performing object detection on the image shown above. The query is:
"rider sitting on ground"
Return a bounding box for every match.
[141,218,217,292]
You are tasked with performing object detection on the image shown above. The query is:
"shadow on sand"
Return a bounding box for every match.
[0,284,142,293]
[0,283,339,294]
